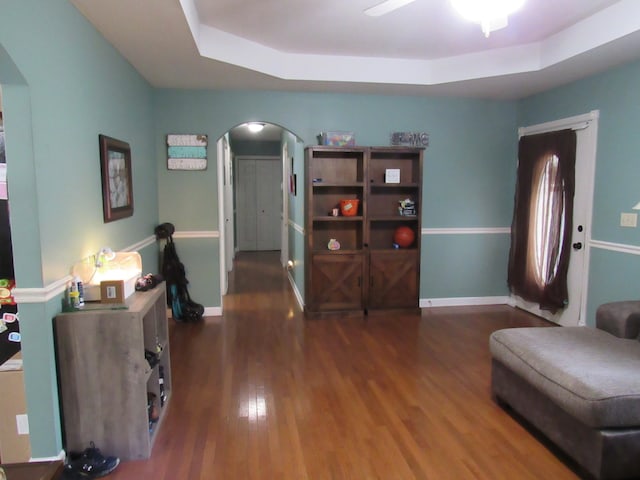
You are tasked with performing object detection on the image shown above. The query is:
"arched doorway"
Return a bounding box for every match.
[216,122,304,301]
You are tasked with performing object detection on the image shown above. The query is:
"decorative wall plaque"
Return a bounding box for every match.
[391,132,429,147]
[167,134,208,171]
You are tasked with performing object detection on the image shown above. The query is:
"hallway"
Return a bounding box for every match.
[107,251,579,479]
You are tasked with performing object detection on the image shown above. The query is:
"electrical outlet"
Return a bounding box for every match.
[16,414,29,435]
[620,212,638,228]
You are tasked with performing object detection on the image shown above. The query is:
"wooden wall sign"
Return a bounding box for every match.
[167,134,208,171]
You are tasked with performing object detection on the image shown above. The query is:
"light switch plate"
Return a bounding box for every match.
[620,212,637,227]
[16,414,29,435]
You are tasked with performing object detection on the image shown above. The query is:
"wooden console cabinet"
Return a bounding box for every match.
[54,284,171,461]
[305,146,423,315]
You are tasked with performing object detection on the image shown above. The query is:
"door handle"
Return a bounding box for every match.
[572,242,583,250]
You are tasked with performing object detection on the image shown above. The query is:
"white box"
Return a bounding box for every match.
[73,251,141,302]
[385,168,400,184]
[83,273,138,302]
[0,352,31,463]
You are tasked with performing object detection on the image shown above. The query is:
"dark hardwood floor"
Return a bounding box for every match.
[107,251,579,479]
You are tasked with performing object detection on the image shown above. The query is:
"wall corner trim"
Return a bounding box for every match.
[172,231,220,239]
[590,239,640,256]
[13,275,73,303]
[422,227,510,235]
[123,235,156,252]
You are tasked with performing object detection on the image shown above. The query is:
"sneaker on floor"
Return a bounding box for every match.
[65,441,120,478]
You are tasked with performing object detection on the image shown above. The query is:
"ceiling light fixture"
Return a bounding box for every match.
[451,0,525,37]
[364,0,416,17]
[247,122,265,133]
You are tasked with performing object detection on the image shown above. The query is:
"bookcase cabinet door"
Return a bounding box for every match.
[309,254,363,312]
[368,250,419,309]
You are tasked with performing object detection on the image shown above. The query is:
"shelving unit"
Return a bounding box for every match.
[54,284,171,461]
[367,147,422,311]
[305,146,423,316]
[305,147,366,313]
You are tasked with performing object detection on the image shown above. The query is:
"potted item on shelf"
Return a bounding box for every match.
[339,199,359,216]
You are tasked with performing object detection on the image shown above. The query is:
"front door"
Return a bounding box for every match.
[513,111,599,326]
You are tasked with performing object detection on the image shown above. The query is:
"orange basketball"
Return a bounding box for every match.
[393,226,415,248]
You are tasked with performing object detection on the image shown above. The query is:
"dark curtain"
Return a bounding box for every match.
[0,131,12,279]
[508,129,576,312]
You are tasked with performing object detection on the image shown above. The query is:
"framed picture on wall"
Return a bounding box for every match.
[99,134,134,223]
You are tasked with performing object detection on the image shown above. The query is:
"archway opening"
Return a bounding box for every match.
[216,121,305,307]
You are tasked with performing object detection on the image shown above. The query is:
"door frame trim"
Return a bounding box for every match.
[217,138,227,299]
[515,110,599,326]
[281,143,289,268]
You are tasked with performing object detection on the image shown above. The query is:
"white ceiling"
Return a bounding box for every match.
[69,0,640,100]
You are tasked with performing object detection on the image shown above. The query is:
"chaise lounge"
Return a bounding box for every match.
[490,301,640,479]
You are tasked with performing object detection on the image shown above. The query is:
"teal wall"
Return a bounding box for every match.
[518,59,640,325]
[231,139,281,156]
[154,90,518,307]
[0,0,157,457]
[3,0,639,460]
[422,233,511,299]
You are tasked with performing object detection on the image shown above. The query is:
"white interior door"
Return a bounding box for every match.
[237,159,258,251]
[256,159,281,250]
[514,111,599,326]
[236,157,281,251]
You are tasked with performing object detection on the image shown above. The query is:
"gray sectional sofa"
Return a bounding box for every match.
[490,301,640,479]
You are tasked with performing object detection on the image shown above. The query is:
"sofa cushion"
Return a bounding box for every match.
[596,301,640,339]
[490,326,640,428]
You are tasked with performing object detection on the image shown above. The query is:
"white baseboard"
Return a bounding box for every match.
[204,306,222,317]
[421,296,511,308]
[31,449,66,462]
[287,272,304,311]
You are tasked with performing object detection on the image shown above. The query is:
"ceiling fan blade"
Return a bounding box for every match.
[364,0,417,17]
